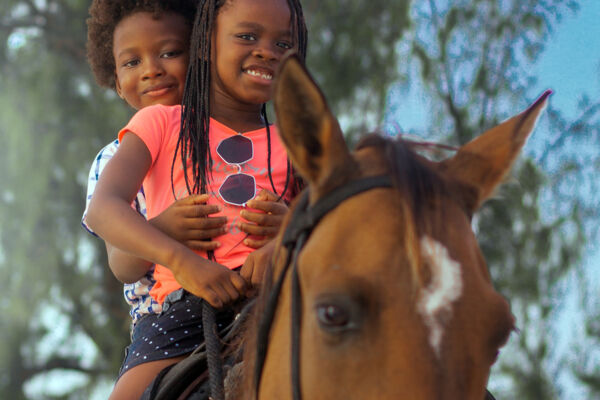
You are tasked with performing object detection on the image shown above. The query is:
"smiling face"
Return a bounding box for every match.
[113,12,190,110]
[211,0,293,113]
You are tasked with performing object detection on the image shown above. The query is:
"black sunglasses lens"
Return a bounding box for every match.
[217,135,253,164]
[219,174,256,205]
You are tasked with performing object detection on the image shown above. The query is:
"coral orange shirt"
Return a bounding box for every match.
[119,104,291,303]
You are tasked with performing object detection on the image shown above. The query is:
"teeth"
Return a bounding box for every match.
[246,69,273,80]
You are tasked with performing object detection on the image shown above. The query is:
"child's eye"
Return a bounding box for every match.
[161,50,183,59]
[277,41,293,50]
[122,59,140,68]
[237,33,257,41]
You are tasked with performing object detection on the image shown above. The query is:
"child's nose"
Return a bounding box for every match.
[252,44,278,61]
[142,59,165,79]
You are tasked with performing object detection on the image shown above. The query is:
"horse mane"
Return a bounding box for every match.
[362,133,479,216]
[356,133,448,233]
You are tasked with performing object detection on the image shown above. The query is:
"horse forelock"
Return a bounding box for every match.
[355,134,450,232]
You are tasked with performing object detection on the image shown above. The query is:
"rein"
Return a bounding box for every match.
[254,175,393,400]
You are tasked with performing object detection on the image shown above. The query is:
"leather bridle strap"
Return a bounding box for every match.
[281,175,393,248]
[254,175,393,399]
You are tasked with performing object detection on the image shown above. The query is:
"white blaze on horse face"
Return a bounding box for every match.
[416,236,463,358]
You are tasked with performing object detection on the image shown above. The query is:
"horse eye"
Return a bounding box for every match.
[316,304,350,328]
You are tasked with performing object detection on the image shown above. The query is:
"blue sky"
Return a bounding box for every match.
[534,0,600,118]
[535,1,600,397]
[502,2,599,397]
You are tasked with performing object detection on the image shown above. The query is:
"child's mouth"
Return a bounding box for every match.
[244,68,273,81]
[143,84,176,97]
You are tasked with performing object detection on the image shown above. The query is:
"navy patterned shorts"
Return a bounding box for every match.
[118,289,236,378]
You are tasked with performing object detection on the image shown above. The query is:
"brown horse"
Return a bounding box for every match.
[237,55,550,400]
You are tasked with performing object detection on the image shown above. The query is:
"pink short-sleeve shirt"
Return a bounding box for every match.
[119,104,291,303]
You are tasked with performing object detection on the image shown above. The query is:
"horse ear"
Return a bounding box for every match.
[273,54,354,191]
[441,90,551,212]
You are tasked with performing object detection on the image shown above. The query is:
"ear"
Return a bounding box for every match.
[440,90,551,212]
[273,54,355,194]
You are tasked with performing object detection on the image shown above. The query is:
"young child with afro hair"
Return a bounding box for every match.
[83,1,216,398]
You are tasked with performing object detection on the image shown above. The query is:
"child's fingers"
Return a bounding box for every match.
[213,283,234,306]
[220,280,244,304]
[241,248,269,286]
[243,237,270,249]
[196,276,242,308]
[245,199,287,215]
[230,272,248,295]
[173,193,210,206]
[187,193,211,204]
[253,189,279,202]
[185,203,222,218]
[185,226,227,240]
[240,210,281,226]
[240,259,253,282]
[185,239,221,251]
[239,222,279,237]
[241,255,261,287]
[185,216,228,230]
[195,287,223,309]
[250,265,266,287]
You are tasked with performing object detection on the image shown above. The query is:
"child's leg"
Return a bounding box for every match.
[109,290,237,399]
[109,356,187,400]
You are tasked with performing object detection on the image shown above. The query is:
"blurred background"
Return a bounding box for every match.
[0,0,598,398]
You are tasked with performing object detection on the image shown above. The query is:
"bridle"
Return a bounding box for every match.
[253,174,393,400]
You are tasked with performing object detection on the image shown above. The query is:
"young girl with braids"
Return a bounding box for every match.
[87,0,308,398]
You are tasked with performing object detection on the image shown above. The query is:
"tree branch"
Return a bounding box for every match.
[539,101,600,164]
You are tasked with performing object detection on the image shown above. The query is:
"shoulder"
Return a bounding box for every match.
[120,105,181,141]
[130,104,181,124]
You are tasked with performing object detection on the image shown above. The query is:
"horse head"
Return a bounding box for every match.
[248,54,549,400]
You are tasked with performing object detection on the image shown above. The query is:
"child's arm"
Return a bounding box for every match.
[104,243,153,283]
[240,238,276,291]
[238,189,289,248]
[149,194,227,251]
[87,133,247,308]
[104,194,227,283]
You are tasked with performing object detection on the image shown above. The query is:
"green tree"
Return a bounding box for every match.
[303,0,412,136]
[0,0,131,397]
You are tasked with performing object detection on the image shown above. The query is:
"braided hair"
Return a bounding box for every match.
[172,0,308,200]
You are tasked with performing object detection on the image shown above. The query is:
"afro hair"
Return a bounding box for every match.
[86,0,198,89]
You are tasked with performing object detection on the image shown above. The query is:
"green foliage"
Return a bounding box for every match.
[0,0,131,397]
[303,0,411,137]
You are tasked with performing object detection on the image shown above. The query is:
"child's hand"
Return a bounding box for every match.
[150,194,227,251]
[241,239,276,292]
[239,189,288,249]
[172,249,248,308]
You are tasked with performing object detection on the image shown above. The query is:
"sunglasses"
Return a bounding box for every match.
[216,135,256,206]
